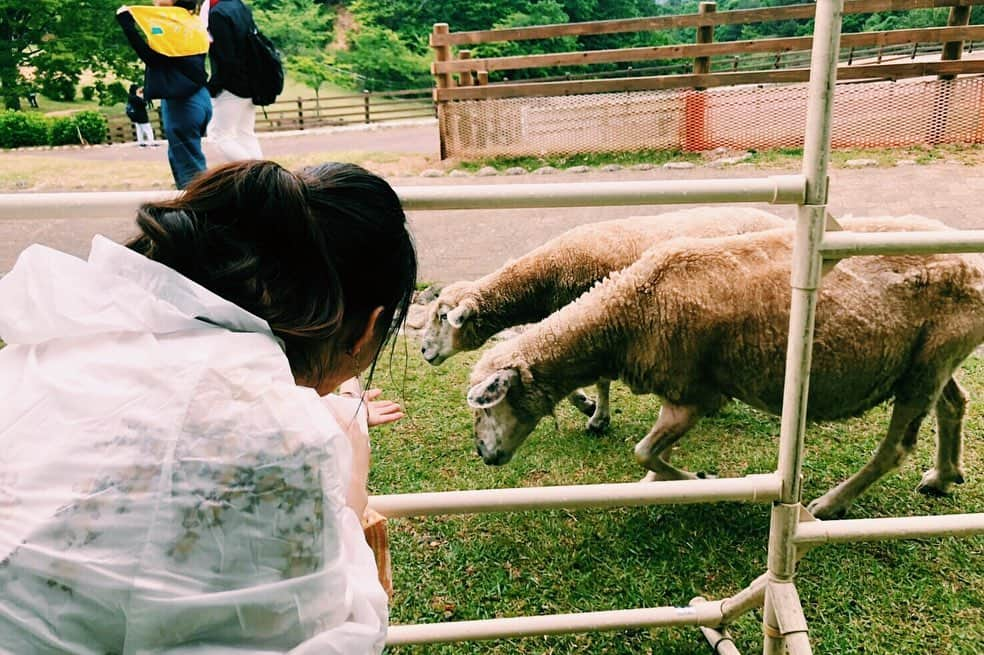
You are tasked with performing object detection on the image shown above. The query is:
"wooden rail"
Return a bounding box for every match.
[432,26,984,75]
[430,0,984,46]
[106,89,434,145]
[434,59,984,100]
[431,0,984,103]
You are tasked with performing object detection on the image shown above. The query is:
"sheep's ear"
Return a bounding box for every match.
[467,369,519,409]
[446,302,475,328]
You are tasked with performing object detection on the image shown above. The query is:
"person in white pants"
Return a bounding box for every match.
[135,120,156,146]
[206,0,263,162]
[208,89,262,160]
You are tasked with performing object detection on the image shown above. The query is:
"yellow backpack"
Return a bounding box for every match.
[128,6,209,57]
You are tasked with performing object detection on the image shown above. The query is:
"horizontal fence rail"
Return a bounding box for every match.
[794,512,984,544]
[430,0,984,46]
[387,601,727,645]
[0,176,808,220]
[370,474,780,518]
[105,89,435,145]
[432,25,984,76]
[820,229,984,256]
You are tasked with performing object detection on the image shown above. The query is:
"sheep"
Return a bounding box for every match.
[465,215,984,520]
[420,207,789,432]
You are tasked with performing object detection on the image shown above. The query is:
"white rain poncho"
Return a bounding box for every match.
[0,237,387,654]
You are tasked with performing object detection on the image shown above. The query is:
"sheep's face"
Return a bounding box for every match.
[420,300,461,365]
[420,298,480,365]
[467,368,541,465]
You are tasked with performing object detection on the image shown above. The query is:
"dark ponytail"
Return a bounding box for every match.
[127,160,417,381]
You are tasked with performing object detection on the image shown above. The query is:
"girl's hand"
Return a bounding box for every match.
[363,388,404,427]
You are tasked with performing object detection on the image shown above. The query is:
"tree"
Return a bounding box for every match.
[252,0,333,55]
[288,52,334,97]
[0,0,135,109]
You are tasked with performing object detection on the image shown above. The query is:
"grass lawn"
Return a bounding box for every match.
[370,339,983,654]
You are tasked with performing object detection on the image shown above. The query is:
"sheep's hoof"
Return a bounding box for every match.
[917,468,964,497]
[586,415,610,434]
[806,495,850,520]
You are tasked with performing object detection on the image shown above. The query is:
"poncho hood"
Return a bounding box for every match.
[0,235,274,346]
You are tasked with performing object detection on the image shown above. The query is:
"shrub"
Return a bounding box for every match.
[38,71,78,102]
[95,81,129,107]
[49,116,80,146]
[0,110,51,148]
[72,110,108,145]
[81,85,96,101]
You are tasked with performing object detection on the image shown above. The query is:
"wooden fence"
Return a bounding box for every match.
[105,88,435,145]
[430,0,984,100]
[429,0,984,157]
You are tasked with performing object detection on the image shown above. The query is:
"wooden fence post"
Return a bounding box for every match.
[363,90,371,123]
[686,1,715,152]
[458,50,474,86]
[694,2,716,76]
[931,5,972,144]
[296,97,304,130]
[430,22,455,160]
[940,5,972,80]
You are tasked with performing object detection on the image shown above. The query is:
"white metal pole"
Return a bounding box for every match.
[764,0,843,651]
[0,176,807,221]
[386,601,725,645]
[820,230,984,257]
[793,512,984,545]
[370,474,779,518]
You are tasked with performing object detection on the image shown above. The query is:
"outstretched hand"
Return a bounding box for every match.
[363,388,405,427]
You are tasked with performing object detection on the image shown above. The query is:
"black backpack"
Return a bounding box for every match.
[244,21,284,106]
[125,101,137,122]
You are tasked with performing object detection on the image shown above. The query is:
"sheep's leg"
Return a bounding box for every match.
[808,404,927,520]
[917,377,968,496]
[586,379,611,433]
[634,402,704,481]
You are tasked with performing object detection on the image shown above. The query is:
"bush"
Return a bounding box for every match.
[95,80,129,107]
[0,110,51,148]
[49,116,80,146]
[81,85,96,101]
[38,71,78,102]
[72,110,108,145]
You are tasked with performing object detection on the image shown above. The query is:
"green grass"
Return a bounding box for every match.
[454,149,704,172]
[369,341,983,654]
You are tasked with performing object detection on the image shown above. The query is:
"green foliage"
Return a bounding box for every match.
[0,0,136,109]
[252,0,334,55]
[0,110,50,148]
[80,85,96,102]
[92,80,128,107]
[334,26,432,90]
[287,53,335,94]
[71,110,108,145]
[48,116,79,146]
[33,52,81,102]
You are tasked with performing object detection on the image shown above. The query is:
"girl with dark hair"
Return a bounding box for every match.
[0,161,418,652]
[117,0,212,188]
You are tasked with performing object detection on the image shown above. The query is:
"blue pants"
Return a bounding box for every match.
[161,87,212,190]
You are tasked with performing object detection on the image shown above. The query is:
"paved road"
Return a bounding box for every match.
[2,122,983,283]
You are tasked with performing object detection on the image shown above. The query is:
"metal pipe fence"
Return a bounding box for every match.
[3,1,984,647]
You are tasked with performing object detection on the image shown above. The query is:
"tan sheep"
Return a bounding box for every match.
[466,215,984,520]
[421,207,789,431]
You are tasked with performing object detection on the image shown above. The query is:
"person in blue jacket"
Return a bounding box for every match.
[116,0,212,189]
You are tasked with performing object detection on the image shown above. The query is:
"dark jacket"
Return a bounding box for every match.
[126,85,150,124]
[207,0,254,98]
[116,11,207,101]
